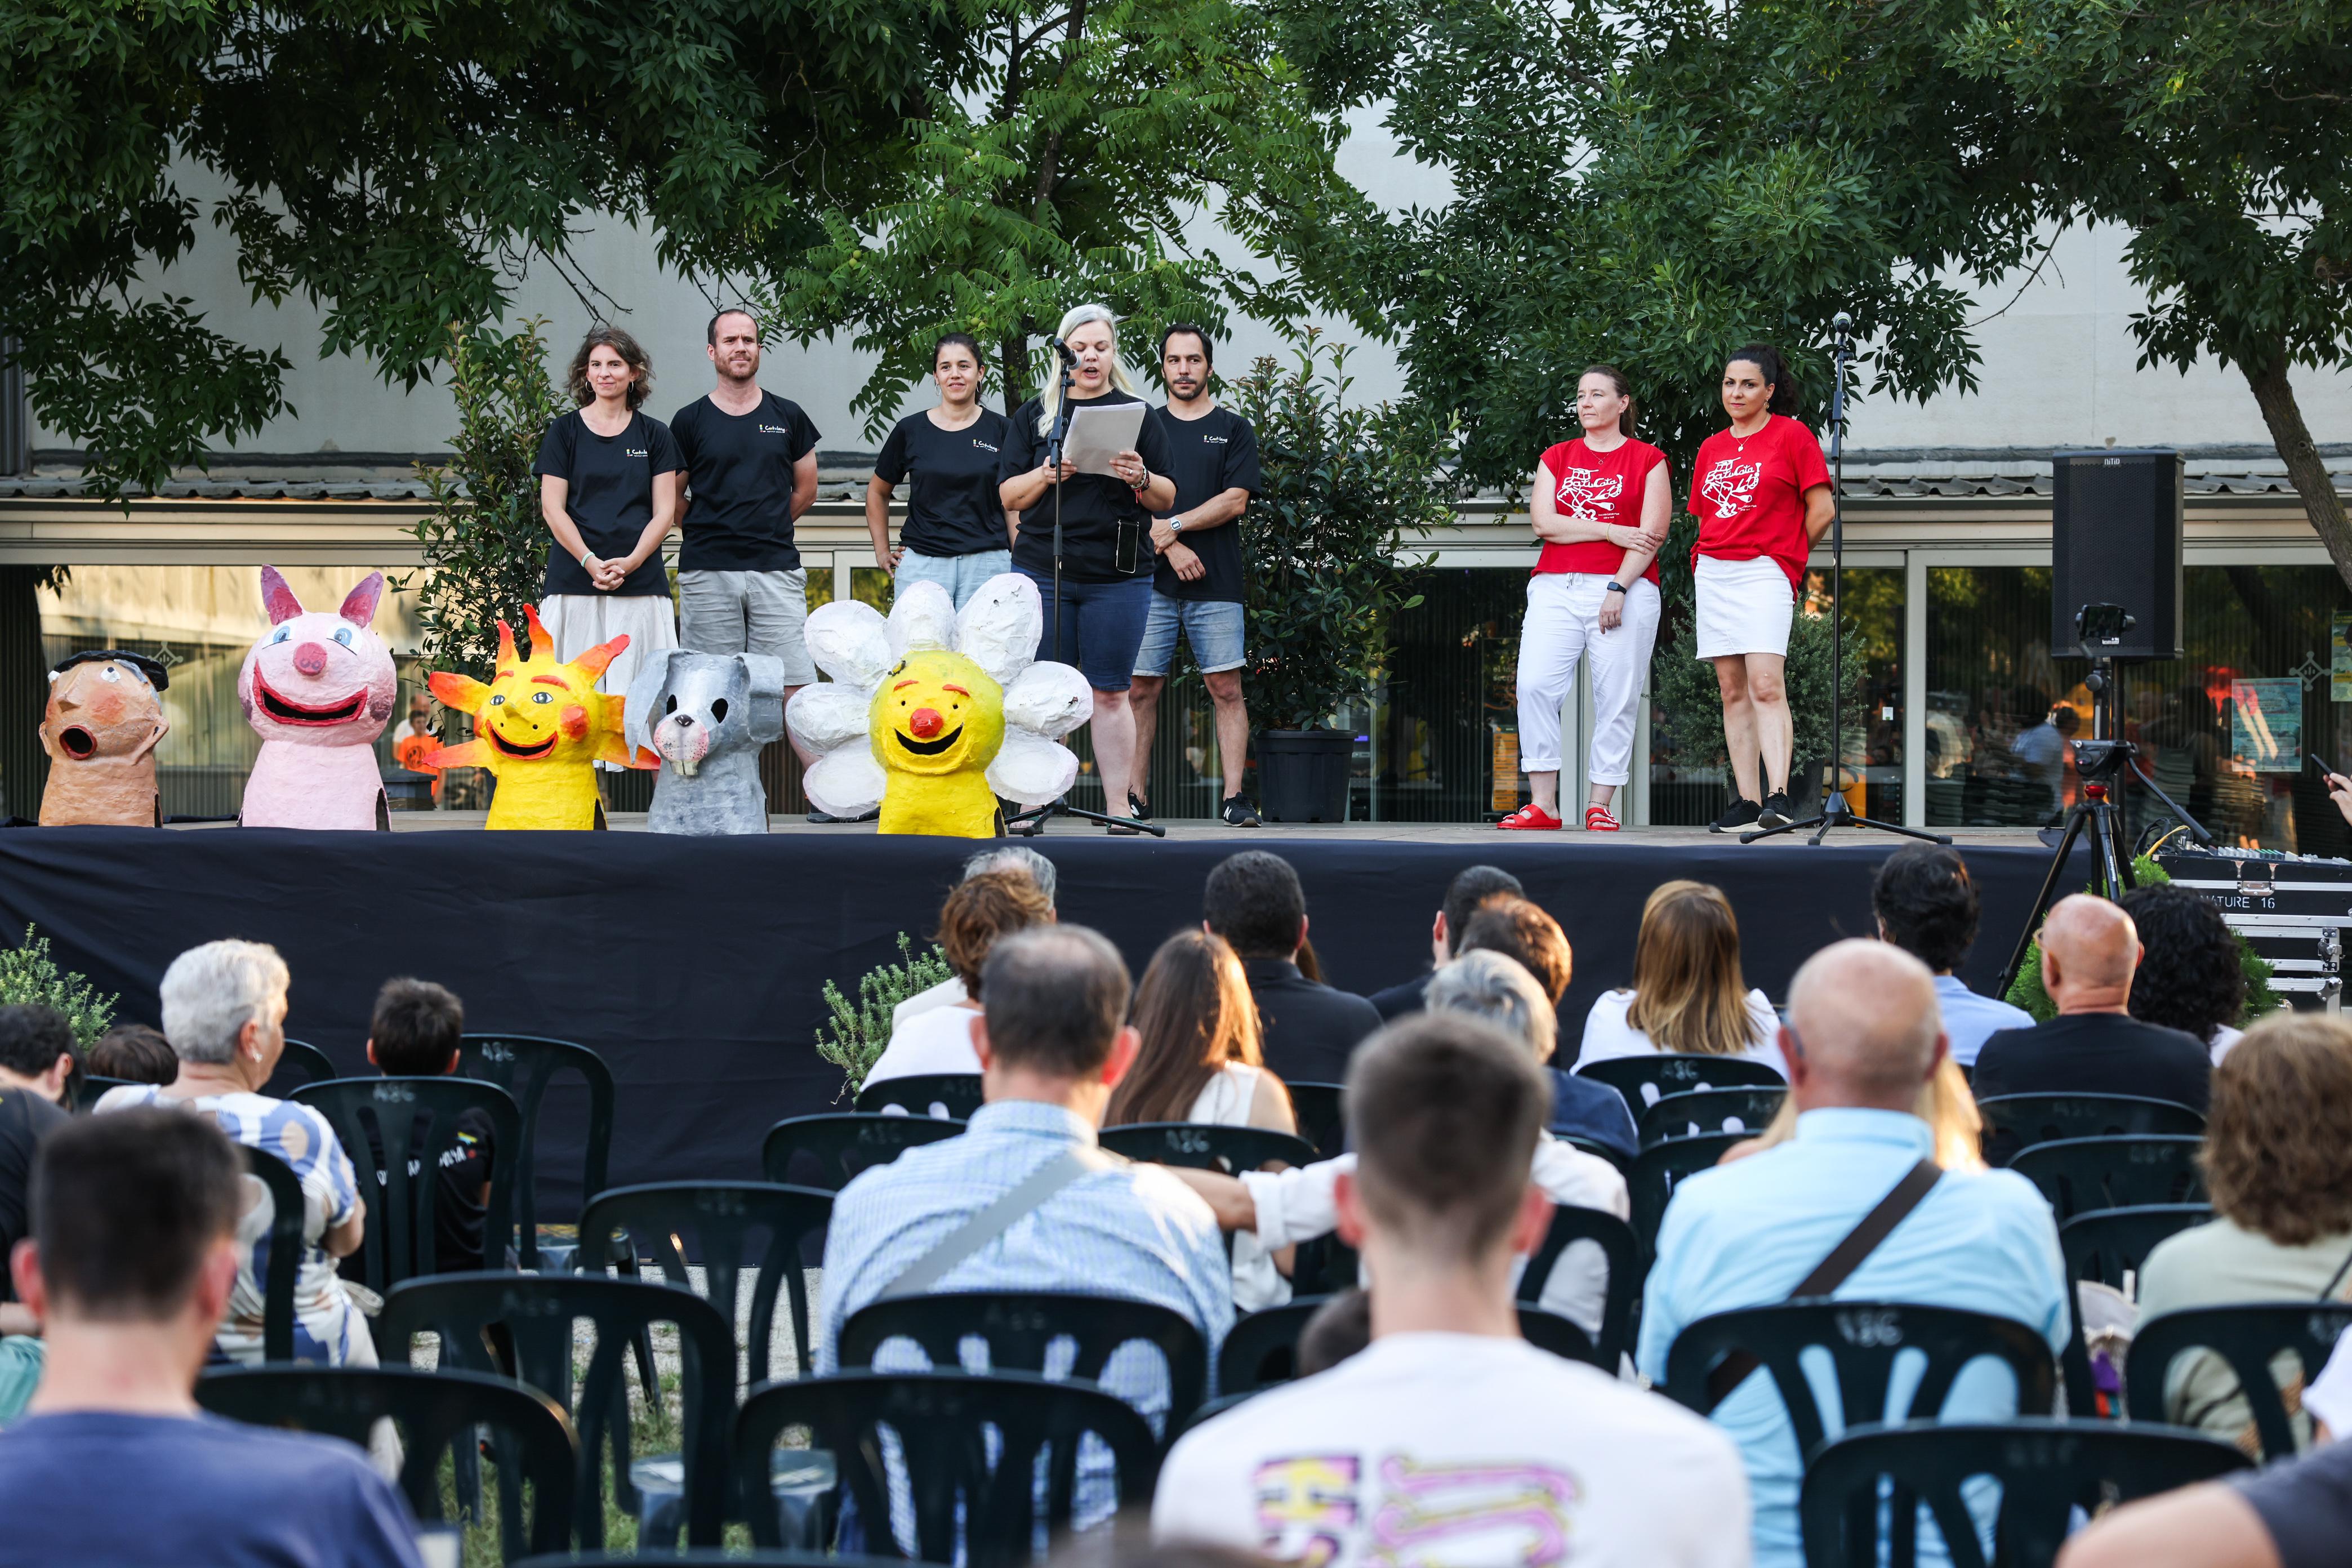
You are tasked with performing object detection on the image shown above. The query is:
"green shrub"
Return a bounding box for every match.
[0,924,119,1048]
[813,933,955,1098]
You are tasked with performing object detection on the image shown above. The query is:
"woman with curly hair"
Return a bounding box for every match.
[2121,883,2250,1063]
[2136,1013,2352,1448]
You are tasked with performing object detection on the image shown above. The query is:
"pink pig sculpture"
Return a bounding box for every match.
[237,566,399,830]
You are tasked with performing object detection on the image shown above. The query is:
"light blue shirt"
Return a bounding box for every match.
[1935,974,2035,1068]
[1637,1108,2069,1568]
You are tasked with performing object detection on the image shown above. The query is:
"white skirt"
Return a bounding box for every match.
[1693,555,1794,660]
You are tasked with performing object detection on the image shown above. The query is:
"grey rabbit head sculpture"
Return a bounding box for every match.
[626,651,786,834]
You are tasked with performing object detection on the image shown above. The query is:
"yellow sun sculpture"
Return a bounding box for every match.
[422,608,649,829]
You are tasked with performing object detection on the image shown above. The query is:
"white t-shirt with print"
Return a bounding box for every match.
[1153,1331,1750,1568]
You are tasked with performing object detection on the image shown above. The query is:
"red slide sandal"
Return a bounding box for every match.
[1496,804,1563,831]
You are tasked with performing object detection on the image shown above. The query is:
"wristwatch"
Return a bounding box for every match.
[1604,581,1628,595]
[1169,515,1188,534]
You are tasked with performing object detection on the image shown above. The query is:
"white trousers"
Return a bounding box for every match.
[1516,573,1660,785]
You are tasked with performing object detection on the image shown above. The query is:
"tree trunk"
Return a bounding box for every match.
[0,565,53,820]
[2243,356,2352,591]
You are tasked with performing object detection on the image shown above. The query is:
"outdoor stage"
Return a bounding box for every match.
[0,819,2086,1215]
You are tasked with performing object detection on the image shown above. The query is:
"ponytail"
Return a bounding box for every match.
[1726,344,1799,417]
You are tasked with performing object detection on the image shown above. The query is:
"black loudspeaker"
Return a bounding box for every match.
[2051,449,2184,660]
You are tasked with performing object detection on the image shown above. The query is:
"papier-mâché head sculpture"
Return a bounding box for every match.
[424,606,645,830]
[237,566,399,830]
[625,649,787,835]
[38,651,170,826]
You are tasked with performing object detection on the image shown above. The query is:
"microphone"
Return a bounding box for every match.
[1832,311,1854,334]
[1049,337,1078,366]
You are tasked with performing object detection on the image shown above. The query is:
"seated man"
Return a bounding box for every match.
[1455,897,1640,1158]
[87,1022,179,1086]
[0,1108,422,1565]
[1638,939,2069,1568]
[1365,863,1524,1020]
[1153,1013,1748,1566]
[357,978,495,1276]
[1871,844,2031,1068]
[1204,851,1381,1084]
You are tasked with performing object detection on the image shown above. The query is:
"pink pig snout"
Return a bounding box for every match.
[293,642,329,676]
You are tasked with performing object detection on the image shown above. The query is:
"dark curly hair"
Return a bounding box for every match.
[1871,844,1981,974]
[565,324,653,412]
[2120,884,2244,1044]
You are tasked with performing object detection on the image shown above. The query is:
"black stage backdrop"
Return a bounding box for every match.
[0,827,2084,1215]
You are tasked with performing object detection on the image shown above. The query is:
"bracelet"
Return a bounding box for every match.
[581,553,596,569]
[1130,469,1152,494]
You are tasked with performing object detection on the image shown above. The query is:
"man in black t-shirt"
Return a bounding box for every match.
[354,978,496,1277]
[0,1005,73,1322]
[1130,326,1264,827]
[670,308,824,771]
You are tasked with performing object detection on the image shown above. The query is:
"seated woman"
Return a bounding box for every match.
[95,939,371,1366]
[1107,930,1299,1310]
[1577,879,1784,1080]
[2137,1013,2352,1450]
[2121,883,2249,1064]
[864,871,1054,1088]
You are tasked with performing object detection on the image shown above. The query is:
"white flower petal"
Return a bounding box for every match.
[803,748,887,818]
[785,683,872,756]
[805,600,892,688]
[1002,660,1092,740]
[888,580,959,657]
[986,730,1079,809]
[954,573,1043,685]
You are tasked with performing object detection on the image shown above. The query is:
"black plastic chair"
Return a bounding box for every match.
[198,1364,577,1561]
[1664,1301,2059,1464]
[2008,1135,2207,1222]
[1520,1204,1638,1369]
[291,1076,522,1294]
[1638,1086,1788,1147]
[1097,1121,1316,1174]
[2126,1302,2352,1462]
[459,1034,616,1272]
[761,1113,965,1191]
[2056,1202,2214,1416]
[1218,1298,1330,1392]
[1285,1081,1347,1160]
[734,1369,1161,1561]
[70,1073,139,1112]
[1797,1418,2250,1568]
[1562,1134,1634,1176]
[265,1037,340,1097]
[1574,1053,1784,1117]
[840,1289,1209,1433]
[1976,1093,2204,1166]
[1628,1132,1746,1263]
[377,1271,737,1550]
[238,1143,307,1364]
[855,1073,984,1120]
[518,1556,910,1567]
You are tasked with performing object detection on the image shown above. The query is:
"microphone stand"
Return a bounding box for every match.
[1009,349,1166,838]
[1744,317,1949,847]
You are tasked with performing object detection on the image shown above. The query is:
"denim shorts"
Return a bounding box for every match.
[1018,571,1153,692]
[1133,593,1246,677]
[896,547,1012,611]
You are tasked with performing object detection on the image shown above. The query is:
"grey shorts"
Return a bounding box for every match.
[677,568,817,686]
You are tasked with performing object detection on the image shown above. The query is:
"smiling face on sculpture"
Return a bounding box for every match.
[870,651,1006,780]
[422,606,645,830]
[238,567,398,747]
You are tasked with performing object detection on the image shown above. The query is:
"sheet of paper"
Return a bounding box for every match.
[1062,401,1147,476]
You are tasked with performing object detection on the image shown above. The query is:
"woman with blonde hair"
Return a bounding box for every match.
[1723,1057,1986,1173]
[1576,879,1784,1075]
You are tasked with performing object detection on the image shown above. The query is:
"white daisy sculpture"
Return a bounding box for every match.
[785,574,1092,836]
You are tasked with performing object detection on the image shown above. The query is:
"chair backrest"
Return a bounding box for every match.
[377,1272,737,1551]
[460,1034,617,1271]
[855,1073,985,1120]
[1284,1081,1347,1160]
[238,1143,307,1364]
[761,1113,965,1192]
[1096,1121,1317,1174]
[2008,1135,2208,1222]
[2055,1203,2215,1415]
[266,1037,340,1097]
[512,1556,912,1567]
[1574,1053,1785,1116]
[1638,1086,1788,1148]
[577,1181,834,1384]
[70,1073,138,1112]
[1561,1134,1633,1175]
[1520,1204,1638,1369]
[1218,1298,1328,1392]
[1797,1418,2249,1568]
[735,1369,1161,1562]
[291,1076,522,1292]
[1976,1093,2204,1165]
[1664,1301,2059,1462]
[840,1290,1209,1431]
[198,1364,577,1561]
[2126,1303,2352,1462]
[1627,1132,1747,1263]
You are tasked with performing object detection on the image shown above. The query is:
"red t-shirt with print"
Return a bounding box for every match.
[1533,436,1667,582]
[1686,414,1832,591]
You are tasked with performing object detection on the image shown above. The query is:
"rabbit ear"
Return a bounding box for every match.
[339,572,385,628]
[260,565,304,624]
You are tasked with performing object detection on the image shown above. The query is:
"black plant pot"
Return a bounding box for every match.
[1258,729,1355,823]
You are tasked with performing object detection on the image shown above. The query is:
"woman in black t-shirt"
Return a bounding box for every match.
[868,333,1017,611]
[997,305,1175,832]
[532,326,684,716]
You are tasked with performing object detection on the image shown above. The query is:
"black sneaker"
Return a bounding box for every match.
[1757,791,1794,830]
[1709,798,1761,834]
[1220,794,1263,827]
[1128,790,1153,821]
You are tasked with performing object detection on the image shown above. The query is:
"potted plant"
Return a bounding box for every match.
[1232,333,1451,821]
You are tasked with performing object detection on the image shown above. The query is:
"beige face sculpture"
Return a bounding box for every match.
[38,653,170,827]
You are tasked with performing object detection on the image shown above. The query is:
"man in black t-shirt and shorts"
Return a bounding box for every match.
[669,308,823,772]
[1130,324,1264,827]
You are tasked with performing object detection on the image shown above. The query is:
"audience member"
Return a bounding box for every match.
[1294,1287,1371,1377]
[0,1108,422,1567]
[1204,852,1381,1084]
[2136,1013,2352,1448]
[1154,1013,1748,1566]
[0,1005,72,1380]
[1638,939,2068,1568]
[892,845,1059,1027]
[1444,912,1637,1158]
[2121,883,2251,1063]
[1365,864,1524,1019]
[1872,844,2030,1067]
[354,977,495,1277]
[2054,1438,2342,1568]
[1110,930,1299,1309]
[1726,1054,1986,1173]
[1578,879,1783,1081]
[866,871,1055,1088]
[1971,895,2212,1149]
[96,940,372,1367]
[87,1022,178,1086]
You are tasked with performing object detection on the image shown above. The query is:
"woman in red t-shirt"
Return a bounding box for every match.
[1686,344,1833,833]
[1500,365,1670,832]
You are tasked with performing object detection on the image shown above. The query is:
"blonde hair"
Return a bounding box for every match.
[1741,1056,1986,1171]
[1037,304,1138,434]
[1624,881,1758,1057]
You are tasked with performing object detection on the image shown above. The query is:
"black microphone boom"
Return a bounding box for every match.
[1048,337,1078,366]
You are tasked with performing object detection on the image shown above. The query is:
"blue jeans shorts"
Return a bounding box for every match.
[1133,593,1246,677]
[1018,571,1153,692]
[896,547,1012,610]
